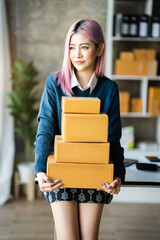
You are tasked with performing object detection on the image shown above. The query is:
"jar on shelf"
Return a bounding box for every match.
[121,14,130,37]
[129,14,139,37]
[139,14,149,37]
[151,16,160,38]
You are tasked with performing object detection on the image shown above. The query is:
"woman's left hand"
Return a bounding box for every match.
[100,177,122,194]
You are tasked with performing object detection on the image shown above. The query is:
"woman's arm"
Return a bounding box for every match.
[34,75,59,175]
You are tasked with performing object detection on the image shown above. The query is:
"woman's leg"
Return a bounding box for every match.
[78,203,104,240]
[50,201,80,240]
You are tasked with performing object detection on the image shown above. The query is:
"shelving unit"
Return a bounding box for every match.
[105,0,160,156]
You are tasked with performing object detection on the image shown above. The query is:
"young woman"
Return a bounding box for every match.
[34,19,125,240]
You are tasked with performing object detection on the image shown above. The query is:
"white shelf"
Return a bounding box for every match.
[105,0,160,149]
[111,75,160,81]
[124,149,160,157]
[112,36,160,42]
[121,113,160,118]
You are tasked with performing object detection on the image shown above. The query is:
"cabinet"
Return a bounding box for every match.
[105,0,160,156]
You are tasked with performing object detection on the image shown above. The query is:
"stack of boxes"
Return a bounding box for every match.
[119,92,142,113]
[115,49,158,76]
[148,87,160,114]
[47,97,113,190]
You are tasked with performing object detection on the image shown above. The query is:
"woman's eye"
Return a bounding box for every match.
[69,47,74,50]
[82,46,88,49]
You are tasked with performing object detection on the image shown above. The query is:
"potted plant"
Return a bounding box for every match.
[7,59,39,183]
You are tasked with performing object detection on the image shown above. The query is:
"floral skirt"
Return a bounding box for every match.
[43,188,113,204]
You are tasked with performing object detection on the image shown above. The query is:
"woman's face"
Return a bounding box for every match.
[69,32,99,74]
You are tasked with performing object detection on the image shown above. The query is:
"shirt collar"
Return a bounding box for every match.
[71,71,98,94]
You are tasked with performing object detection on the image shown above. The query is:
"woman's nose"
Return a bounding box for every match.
[75,48,82,58]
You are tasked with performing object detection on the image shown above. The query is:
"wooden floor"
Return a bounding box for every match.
[0,198,160,240]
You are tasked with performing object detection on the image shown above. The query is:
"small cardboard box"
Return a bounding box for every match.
[54,135,110,164]
[47,154,114,189]
[119,92,130,113]
[62,96,100,114]
[131,98,142,112]
[115,60,158,76]
[148,99,160,115]
[120,52,134,61]
[133,49,156,61]
[62,113,108,143]
[148,87,160,100]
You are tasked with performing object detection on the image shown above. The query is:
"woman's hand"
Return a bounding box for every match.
[100,177,122,194]
[37,172,63,192]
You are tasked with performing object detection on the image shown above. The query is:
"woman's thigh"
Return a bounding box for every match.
[78,203,104,240]
[50,201,80,240]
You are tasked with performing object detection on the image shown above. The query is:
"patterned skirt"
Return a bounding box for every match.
[43,188,113,204]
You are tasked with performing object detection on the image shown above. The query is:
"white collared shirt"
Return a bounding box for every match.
[71,71,98,94]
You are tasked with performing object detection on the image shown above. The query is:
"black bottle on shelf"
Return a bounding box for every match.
[139,14,149,37]
[151,16,160,38]
[121,14,130,37]
[129,14,139,37]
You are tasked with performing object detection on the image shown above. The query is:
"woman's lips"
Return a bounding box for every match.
[75,61,84,65]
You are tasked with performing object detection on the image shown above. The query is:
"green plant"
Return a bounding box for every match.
[7,59,39,162]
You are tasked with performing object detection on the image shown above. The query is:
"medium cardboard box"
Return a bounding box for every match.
[119,92,130,113]
[148,87,160,100]
[131,98,142,112]
[62,113,108,142]
[120,52,134,61]
[133,49,156,61]
[115,60,158,76]
[47,155,114,189]
[148,99,160,114]
[54,135,110,164]
[62,96,100,114]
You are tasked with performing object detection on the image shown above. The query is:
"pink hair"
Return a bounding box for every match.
[55,19,106,96]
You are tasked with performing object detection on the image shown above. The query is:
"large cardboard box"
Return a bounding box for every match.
[148,87,160,101]
[47,155,114,189]
[119,92,130,113]
[62,96,100,114]
[148,99,160,114]
[54,135,110,164]
[62,113,108,142]
[133,49,156,61]
[115,60,158,76]
[131,98,142,112]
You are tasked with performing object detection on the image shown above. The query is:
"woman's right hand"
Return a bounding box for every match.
[37,172,63,192]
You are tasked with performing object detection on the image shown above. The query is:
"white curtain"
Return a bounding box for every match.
[0,0,15,205]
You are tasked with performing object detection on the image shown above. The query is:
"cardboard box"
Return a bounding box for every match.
[47,155,114,189]
[62,113,108,142]
[131,98,142,112]
[120,52,134,61]
[115,60,158,76]
[54,135,110,164]
[148,99,160,114]
[119,92,130,113]
[133,49,156,61]
[62,96,100,114]
[148,87,160,100]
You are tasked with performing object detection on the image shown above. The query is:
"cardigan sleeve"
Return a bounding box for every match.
[108,82,126,183]
[34,74,58,175]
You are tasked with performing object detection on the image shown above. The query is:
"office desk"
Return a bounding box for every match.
[124,163,160,186]
[113,162,160,203]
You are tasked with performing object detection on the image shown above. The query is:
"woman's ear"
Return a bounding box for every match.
[97,43,105,57]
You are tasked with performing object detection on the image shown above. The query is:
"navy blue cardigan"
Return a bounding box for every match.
[34,74,126,183]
